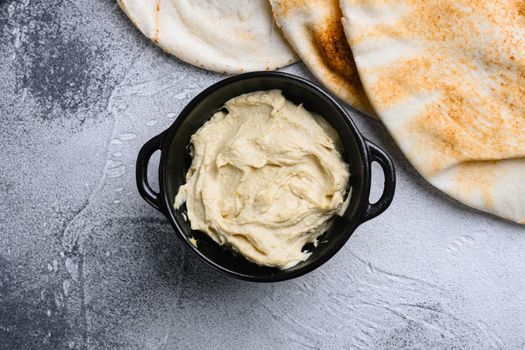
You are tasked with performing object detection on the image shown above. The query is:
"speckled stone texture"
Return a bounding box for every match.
[0,1,524,349]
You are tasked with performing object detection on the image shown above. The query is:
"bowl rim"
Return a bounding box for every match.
[146,71,381,282]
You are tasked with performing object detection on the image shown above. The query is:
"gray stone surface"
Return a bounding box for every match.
[1,1,524,349]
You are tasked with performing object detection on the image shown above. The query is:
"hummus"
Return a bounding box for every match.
[175,90,350,269]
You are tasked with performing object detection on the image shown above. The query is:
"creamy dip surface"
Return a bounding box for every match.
[174,90,350,269]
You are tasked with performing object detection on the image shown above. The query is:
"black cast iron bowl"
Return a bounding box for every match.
[136,71,395,282]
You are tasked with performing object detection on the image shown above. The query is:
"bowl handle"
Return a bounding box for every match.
[361,140,396,222]
[136,132,166,212]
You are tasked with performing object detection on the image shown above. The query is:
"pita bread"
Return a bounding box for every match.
[340,0,525,223]
[117,0,298,73]
[270,0,374,115]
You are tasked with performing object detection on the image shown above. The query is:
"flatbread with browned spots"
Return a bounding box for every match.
[270,0,374,115]
[340,0,525,223]
[117,0,297,73]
